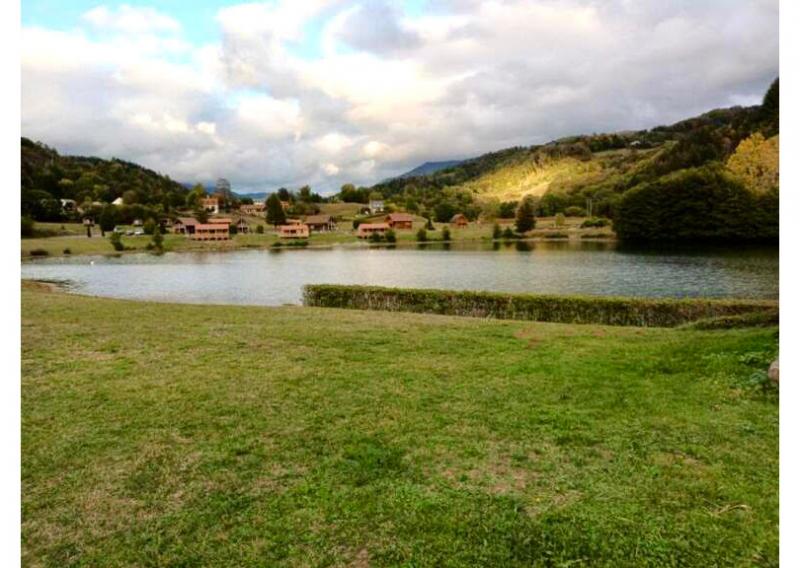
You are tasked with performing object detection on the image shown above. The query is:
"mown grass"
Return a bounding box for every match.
[21,284,777,566]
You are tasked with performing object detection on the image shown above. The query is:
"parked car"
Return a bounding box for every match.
[125,230,134,236]
[113,226,123,233]
[134,229,144,236]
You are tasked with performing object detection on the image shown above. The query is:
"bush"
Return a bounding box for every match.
[21,216,35,238]
[564,206,586,217]
[416,229,428,242]
[62,248,71,255]
[369,232,384,243]
[580,217,610,228]
[680,308,779,330]
[492,224,502,239]
[109,231,124,251]
[256,225,265,234]
[441,227,451,242]
[303,285,778,328]
[554,213,566,227]
[502,227,516,239]
[143,218,156,235]
[29,248,49,257]
[353,219,363,230]
[543,232,569,239]
[385,229,396,243]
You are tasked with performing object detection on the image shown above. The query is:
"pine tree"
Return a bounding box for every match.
[266,193,287,227]
[515,196,536,233]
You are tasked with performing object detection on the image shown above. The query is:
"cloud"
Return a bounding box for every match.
[21,0,779,194]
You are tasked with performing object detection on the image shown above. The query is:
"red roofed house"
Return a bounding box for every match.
[278,224,309,238]
[357,223,390,238]
[385,213,414,230]
[235,218,250,234]
[173,217,198,235]
[240,202,265,215]
[208,218,233,226]
[450,213,469,228]
[192,223,229,240]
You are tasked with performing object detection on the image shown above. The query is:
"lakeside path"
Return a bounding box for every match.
[21,282,778,565]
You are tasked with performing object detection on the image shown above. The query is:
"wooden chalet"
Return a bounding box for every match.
[385,213,414,230]
[173,217,198,235]
[305,214,336,232]
[192,223,229,240]
[278,224,309,238]
[357,223,390,238]
[450,213,469,227]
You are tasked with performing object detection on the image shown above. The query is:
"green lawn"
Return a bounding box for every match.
[21,284,777,566]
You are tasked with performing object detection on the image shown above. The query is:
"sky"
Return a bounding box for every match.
[21,0,779,194]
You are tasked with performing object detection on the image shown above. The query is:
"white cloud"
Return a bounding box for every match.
[21,0,779,193]
[82,4,181,35]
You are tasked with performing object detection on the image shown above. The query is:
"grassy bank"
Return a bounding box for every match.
[22,284,778,566]
[22,218,615,258]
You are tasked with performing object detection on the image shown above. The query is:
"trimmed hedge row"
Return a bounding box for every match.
[302,285,778,328]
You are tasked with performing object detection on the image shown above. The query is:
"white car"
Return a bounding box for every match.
[134,229,145,236]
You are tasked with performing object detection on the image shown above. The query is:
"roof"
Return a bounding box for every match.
[359,223,390,230]
[175,217,198,226]
[386,213,414,222]
[305,214,333,224]
[195,223,229,230]
[202,196,219,203]
[278,223,309,231]
[208,218,233,224]
[450,213,468,222]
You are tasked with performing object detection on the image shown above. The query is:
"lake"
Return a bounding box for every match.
[20,241,778,305]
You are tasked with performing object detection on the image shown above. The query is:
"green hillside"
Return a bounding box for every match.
[359,79,779,231]
[21,138,189,221]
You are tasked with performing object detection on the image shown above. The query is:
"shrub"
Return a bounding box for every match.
[502,227,516,239]
[29,248,49,257]
[492,224,502,239]
[303,285,778,328]
[369,232,384,243]
[109,231,124,251]
[554,213,566,227]
[416,229,428,242]
[564,206,586,217]
[544,232,569,239]
[256,224,265,234]
[680,309,779,330]
[441,227,451,242]
[62,248,72,255]
[425,218,435,230]
[21,216,35,238]
[581,217,610,228]
[385,229,397,243]
[143,218,156,235]
[353,219,363,230]
[515,196,536,233]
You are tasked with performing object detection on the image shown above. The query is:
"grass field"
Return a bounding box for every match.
[22,283,778,566]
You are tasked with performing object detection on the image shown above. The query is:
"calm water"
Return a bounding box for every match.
[21,242,778,305]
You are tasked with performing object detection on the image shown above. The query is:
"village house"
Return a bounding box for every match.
[357,223,390,238]
[285,218,302,225]
[208,218,233,226]
[304,214,336,232]
[369,199,385,213]
[202,196,220,214]
[239,202,265,215]
[385,213,414,230]
[235,218,250,234]
[192,223,229,240]
[450,213,469,228]
[278,224,310,238]
[173,217,198,235]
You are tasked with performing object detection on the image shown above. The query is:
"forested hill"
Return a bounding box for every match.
[21,138,188,220]
[362,79,779,226]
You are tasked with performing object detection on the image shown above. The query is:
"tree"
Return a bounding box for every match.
[151,226,163,252]
[265,193,287,227]
[492,224,502,239]
[515,196,536,233]
[21,216,35,237]
[441,227,451,242]
[726,133,779,194]
[98,206,119,236]
[109,231,124,251]
[416,229,428,242]
[194,207,209,224]
[143,218,157,235]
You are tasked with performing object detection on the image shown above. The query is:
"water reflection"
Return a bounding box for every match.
[21,241,778,306]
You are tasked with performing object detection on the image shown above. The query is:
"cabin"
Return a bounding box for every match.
[235,218,250,234]
[385,213,414,230]
[173,217,198,235]
[305,214,336,232]
[192,223,229,241]
[450,213,469,228]
[278,224,309,238]
[202,197,220,214]
[369,199,385,213]
[240,202,265,215]
[357,223,390,238]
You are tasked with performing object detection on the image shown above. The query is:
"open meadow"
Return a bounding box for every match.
[21,282,778,566]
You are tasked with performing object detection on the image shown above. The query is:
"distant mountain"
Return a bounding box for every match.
[236,192,268,200]
[396,160,465,179]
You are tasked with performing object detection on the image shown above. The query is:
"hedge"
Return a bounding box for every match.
[302,285,778,328]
